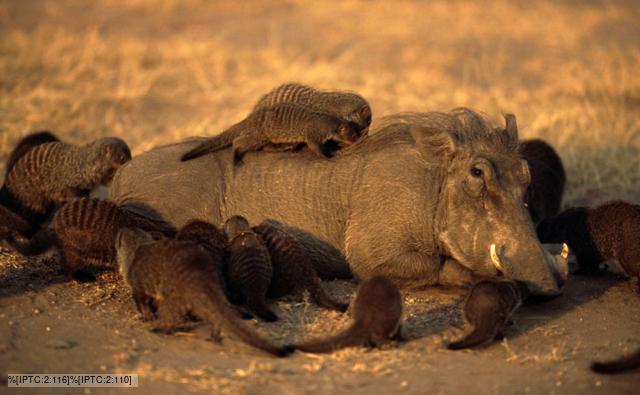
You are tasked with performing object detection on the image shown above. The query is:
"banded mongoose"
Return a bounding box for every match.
[5,131,60,173]
[290,276,404,353]
[8,198,164,281]
[253,82,372,134]
[537,201,640,280]
[1,131,60,237]
[1,137,131,226]
[180,103,362,164]
[176,219,229,256]
[116,226,292,357]
[518,138,566,225]
[447,280,528,350]
[253,221,348,312]
[223,215,278,322]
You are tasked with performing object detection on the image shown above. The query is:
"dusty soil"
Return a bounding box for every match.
[1,0,639,394]
[0,247,638,394]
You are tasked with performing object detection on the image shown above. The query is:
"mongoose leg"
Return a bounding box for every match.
[152,302,185,334]
[133,291,157,321]
[232,135,267,165]
[306,139,331,158]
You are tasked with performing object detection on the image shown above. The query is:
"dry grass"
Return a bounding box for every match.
[1,0,639,208]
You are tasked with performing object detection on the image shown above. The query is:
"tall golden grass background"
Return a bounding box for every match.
[1,0,639,207]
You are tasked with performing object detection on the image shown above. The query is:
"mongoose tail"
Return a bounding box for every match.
[591,348,640,374]
[191,289,292,357]
[446,321,501,350]
[8,227,58,256]
[293,321,369,354]
[180,130,240,161]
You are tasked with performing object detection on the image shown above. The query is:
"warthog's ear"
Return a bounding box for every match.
[409,126,457,163]
[503,113,518,141]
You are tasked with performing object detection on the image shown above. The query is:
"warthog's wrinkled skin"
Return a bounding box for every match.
[109,109,564,295]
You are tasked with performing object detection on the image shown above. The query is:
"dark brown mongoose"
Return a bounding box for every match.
[223,215,278,322]
[2,137,131,226]
[591,348,640,374]
[290,276,404,353]
[537,201,640,280]
[180,103,361,164]
[8,198,164,281]
[518,138,566,225]
[252,83,372,133]
[447,280,528,350]
[253,221,348,312]
[116,226,292,357]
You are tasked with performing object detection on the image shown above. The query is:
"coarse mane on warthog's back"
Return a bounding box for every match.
[109,108,566,295]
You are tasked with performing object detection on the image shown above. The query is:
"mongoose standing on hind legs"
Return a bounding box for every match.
[447,279,529,350]
[290,276,404,354]
[253,221,348,312]
[252,83,372,134]
[116,225,291,357]
[180,103,362,164]
[8,198,166,281]
[1,137,131,227]
[223,215,278,322]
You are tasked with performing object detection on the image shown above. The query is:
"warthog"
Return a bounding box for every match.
[109,108,566,295]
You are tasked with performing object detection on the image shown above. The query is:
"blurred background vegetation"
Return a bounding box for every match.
[1,0,639,206]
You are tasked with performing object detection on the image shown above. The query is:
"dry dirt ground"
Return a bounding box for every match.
[1,0,639,394]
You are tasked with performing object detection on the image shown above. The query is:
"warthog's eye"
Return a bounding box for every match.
[470,166,483,177]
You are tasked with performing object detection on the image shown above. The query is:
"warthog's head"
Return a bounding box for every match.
[410,109,567,295]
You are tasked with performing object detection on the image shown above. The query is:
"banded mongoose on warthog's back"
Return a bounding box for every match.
[116,225,292,357]
[447,279,529,350]
[1,136,131,227]
[518,138,566,225]
[253,221,348,312]
[8,198,165,281]
[252,82,372,134]
[224,215,278,322]
[181,103,362,164]
[290,276,403,354]
[537,201,640,280]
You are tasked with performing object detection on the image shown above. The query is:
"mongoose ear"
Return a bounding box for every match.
[409,126,458,163]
